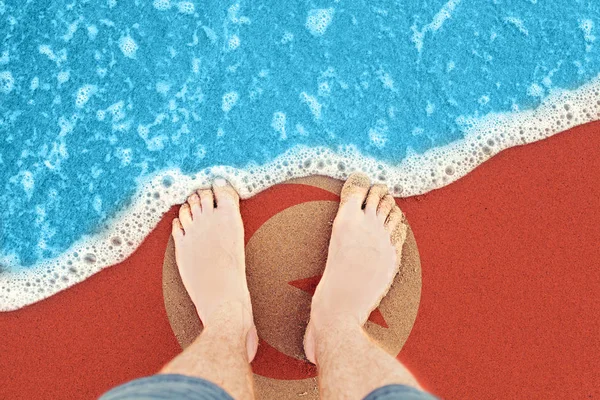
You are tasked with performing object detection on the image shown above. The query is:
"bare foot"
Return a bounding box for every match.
[172,179,258,362]
[304,173,408,364]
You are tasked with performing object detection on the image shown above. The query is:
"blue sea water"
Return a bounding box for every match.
[0,0,599,271]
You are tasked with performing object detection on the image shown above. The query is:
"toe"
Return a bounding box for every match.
[377,195,396,222]
[365,184,388,216]
[340,172,371,208]
[385,207,408,246]
[187,193,201,217]
[212,178,240,209]
[172,217,184,239]
[391,221,408,247]
[179,203,193,229]
[384,206,403,233]
[198,189,214,213]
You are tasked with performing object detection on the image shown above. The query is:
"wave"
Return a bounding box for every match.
[2,74,599,311]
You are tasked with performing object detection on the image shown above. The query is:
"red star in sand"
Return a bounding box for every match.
[288,275,389,328]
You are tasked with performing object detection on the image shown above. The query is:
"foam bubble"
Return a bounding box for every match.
[271,111,287,139]
[504,17,529,36]
[92,195,103,214]
[300,91,322,119]
[192,57,201,73]
[62,17,82,42]
[146,135,168,151]
[115,148,133,166]
[227,3,250,24]
[377,70,395,90]
[369,129,387,148]
[155,81,170,95]
[30,76,39,91]
[580,19,595,40]
[0,50,9,65]
[57,71,70,85]
[528,83,544,97]
[21,171,35,198]
[228,35,240,50]
[195,144,206,158]
[412,0,461,52]
[318,82,330,97]
[429,0,461,31]
[38,44,56,61]
[75,84,97,108]
[107,100,126,121]
[368,120,389,148]
[222,91,239,112]
[295,123,308,136]
[87,25,98,40]
[426,102,435,116]
[177,1,194,14]
[228,3,240,21]
[0,70,14,94]
[137,124,149,139]
[580,19,595,51]
[478,95,490,106]
[118,36,138,58]
[306,8,334,37]
[447,61,456,73]
[153,0,171,10]
[281,31,294,44]
[58,116,74,136]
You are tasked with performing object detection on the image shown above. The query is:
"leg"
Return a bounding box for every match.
[307,318,424,400]
[160,179,258,400]
[304,173,428,400]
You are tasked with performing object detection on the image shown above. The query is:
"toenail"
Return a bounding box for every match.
[214,178,227,187]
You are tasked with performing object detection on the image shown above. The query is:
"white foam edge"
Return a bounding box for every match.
[2,74,600,311]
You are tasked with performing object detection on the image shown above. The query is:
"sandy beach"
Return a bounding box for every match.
[0,121,598,399]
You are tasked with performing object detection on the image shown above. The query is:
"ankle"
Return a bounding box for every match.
[310,300,363,328]
[305,315,363,365]
[310,313,362,342]
[200,301,254,337]
[200,303,258,363]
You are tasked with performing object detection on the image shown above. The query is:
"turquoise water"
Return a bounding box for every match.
[1,0,598,269]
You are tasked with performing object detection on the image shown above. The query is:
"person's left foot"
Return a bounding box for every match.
[172,179,258,361]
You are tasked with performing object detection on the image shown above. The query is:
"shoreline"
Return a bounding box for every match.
[1,74,599,311]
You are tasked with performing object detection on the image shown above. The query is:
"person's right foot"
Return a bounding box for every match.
[304,173,408,364]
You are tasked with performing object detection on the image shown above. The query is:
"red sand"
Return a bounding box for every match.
[1,121,599,399]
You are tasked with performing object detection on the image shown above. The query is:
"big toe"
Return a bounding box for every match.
[212,178,240,209]
[340,172,371,208]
